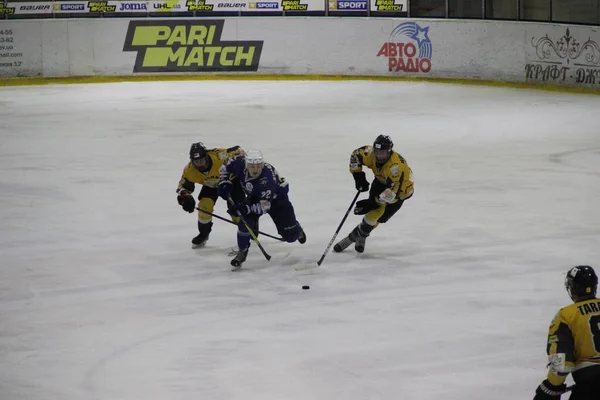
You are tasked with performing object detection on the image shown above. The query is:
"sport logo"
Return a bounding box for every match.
[329,0,366,9]
[53,3,86,10]
[377,22,432,73]
[248,1,278,8]
[123,20,264,73]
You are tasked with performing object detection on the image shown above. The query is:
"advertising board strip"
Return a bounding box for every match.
[4,0,325,13]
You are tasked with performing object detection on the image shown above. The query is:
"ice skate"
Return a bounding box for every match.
[354,234,367,253]
[191,221,212,249]
[191,232,209,248]
[298,230,307,244]
[333,234,354,252]
[230,249,249,271]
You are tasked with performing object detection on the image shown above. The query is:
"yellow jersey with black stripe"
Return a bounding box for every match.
[349,145,414,202]
[177,146,244,193]
[545,298,600,385]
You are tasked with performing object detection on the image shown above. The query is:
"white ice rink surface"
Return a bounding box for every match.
[1,80,599,400]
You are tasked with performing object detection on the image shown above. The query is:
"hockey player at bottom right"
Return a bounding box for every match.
[533,265,600,400]
[334,134,414,254]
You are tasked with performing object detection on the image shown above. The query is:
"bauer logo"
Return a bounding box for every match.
[19,4,51,10]
[377,22,432,73]
[123,20,264,73]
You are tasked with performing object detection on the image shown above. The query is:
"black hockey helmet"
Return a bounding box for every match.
[189,142,209,171]
[190,142,207,160]
[373,135,393,165]
[374,135,393,151]
[565,265,597,302]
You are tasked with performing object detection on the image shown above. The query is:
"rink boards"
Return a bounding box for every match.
[0,18,599,89]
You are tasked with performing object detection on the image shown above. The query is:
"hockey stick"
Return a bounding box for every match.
[227,197,271,261]
[196,207,285,242]
[295,191,361,272]
[315,191,360,266]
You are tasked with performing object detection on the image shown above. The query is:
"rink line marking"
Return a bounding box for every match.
[1,74,599,95]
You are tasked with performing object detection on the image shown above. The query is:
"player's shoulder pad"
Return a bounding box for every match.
[393,151,408,164]
[183,161,194,172]
[356,145,372,154]
[227,145,242,153]
[557,302,582,318]
[389,151,406,163]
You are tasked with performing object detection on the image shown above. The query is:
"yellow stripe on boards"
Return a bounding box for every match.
[1,74,599,95]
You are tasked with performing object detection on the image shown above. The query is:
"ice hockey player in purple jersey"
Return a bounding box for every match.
[218,150,306,269]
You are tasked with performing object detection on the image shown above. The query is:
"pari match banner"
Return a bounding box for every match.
[370,0,406,12]
[123,20,264,72]
[3,0,325,13]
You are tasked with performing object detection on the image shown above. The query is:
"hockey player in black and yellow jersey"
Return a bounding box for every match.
[534,265,600,400]
[176,142,244,247]
[334,135,414,254]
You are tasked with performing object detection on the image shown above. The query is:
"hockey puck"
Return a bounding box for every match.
[302,285,310,290]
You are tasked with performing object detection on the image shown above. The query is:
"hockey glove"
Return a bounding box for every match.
[354,199,378,215]
[218,180,233,201]
[353,172,370,192]
[177,191,196,213]
[533,380,566,400]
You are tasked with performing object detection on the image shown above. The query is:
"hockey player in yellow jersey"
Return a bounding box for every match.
[334,135,414,254]
[176,142,244,247]
[533,265,600,400]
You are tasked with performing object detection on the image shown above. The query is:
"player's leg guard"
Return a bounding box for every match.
[197,196,216,220]
[233,215,257,257]
[193,195,216,247]
[270,197,304,243]
[192,221,213,247]
[354,220,374,253]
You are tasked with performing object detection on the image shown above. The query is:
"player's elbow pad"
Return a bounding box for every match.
[547,353,574,375]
